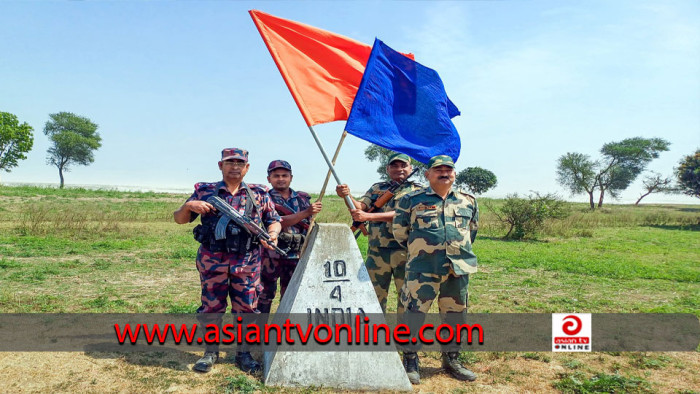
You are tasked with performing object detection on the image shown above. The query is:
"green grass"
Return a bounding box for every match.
[222,375,267,394]
[554,372,654,393]
[0,185,697,392]
[0,184,176,199]
[0,185,696,317]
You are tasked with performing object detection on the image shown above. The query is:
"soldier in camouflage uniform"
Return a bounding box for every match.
[173,148,281,374]
[393,155,479,384]
[336,153,422,314]
[258,160,322,313]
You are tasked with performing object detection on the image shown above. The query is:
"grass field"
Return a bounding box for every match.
[0,185,698,393]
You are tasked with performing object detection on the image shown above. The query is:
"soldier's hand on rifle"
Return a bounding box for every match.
[306,201,323,216]
[335,184,350,198]
[186,200,215,215]
[260,231,279,251]
[350,208,369,222]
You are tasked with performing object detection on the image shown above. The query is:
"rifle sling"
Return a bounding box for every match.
[242,182,262,224]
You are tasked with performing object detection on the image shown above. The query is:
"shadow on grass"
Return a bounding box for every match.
[675,207,700,213]
[477,235,549,243]
[646,224,700,231]
[84,345,204,372]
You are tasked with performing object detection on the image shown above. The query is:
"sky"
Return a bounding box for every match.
[1,0,699,204]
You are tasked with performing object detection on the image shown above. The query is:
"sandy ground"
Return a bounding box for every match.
[0,351,697,393]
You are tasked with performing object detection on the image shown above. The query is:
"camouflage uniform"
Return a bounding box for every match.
[360,180,423,314]
[258,187,311,313]
[392,186,478,315]
[186,181,280,315]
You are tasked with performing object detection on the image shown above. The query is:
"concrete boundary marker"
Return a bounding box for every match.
[263,223,412,391]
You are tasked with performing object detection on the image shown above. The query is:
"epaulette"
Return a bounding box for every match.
[247,183,270,193]
[194,182,214,191]
[405,188,427,198]
[373,181,393,189]
[456,188,476,200]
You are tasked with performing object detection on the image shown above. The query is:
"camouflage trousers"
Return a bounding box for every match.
[400,269,469,352]
[400,269,469,314]
[366,246,407,314]
[195,245,262,315]
[258,255,299,314]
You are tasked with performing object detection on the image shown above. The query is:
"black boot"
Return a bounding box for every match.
[402,352,420,385]
[442,352,477,381]
[192,351,219,373]
[257,302,271,314]
[235,351,262,374]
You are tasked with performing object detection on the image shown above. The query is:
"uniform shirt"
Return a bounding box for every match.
[267,188,311,259]
[186,181,280,228]
[392,186,478,275]
[359,180,423,250]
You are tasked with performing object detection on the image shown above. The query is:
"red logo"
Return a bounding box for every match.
[554,337,590,344]
[562,315,582,335]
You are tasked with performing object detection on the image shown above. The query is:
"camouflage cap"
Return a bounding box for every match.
[428,155,455,168]
[267,160,292,174]
[221,148,248,162]
[387,153,411,164]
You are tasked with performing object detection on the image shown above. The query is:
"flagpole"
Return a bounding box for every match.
[307,126,356,210]
[317,130,347,201]
[300,129,348,258]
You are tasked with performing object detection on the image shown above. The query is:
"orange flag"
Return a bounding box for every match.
[249,10,411,126]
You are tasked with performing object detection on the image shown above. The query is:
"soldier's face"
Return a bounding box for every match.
[386,160,412,182]
[426,165,455,187]
[268,169,293,191]
[219,159,249,182]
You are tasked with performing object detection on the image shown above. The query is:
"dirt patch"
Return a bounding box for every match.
[1,351,696,393]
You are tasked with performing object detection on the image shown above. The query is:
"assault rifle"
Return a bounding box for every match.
[352,167,420,238]
[274,203,310,231]
[207,196,288,257]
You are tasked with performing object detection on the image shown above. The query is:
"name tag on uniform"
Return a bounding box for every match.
[416,205,437,210]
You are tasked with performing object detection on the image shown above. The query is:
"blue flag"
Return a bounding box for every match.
[345,38,461,164]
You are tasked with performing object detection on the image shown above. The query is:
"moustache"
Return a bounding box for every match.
[439,176,450,180]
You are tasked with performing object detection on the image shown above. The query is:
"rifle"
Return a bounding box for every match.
[352,167,420,238]
[274,203,310,231]
[207,196,288,257]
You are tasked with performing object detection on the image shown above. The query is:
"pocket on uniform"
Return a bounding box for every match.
[455,207,473,229]
[414,209,438,229]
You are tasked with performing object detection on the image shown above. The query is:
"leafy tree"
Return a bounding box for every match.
[634,173,675,205]
[490,192,570,240]
[364,145,428,182]
[0,111,34,174]
[43,112,101,188]
[455,167,497,194]
[556,137,670,209]
[556,152,597,209]
[675,149,700,198]
[595,137,670,207]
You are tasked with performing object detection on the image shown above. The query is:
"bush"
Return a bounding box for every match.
[491,192,570,240]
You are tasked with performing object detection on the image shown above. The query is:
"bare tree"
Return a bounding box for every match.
[635,173,675,205]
